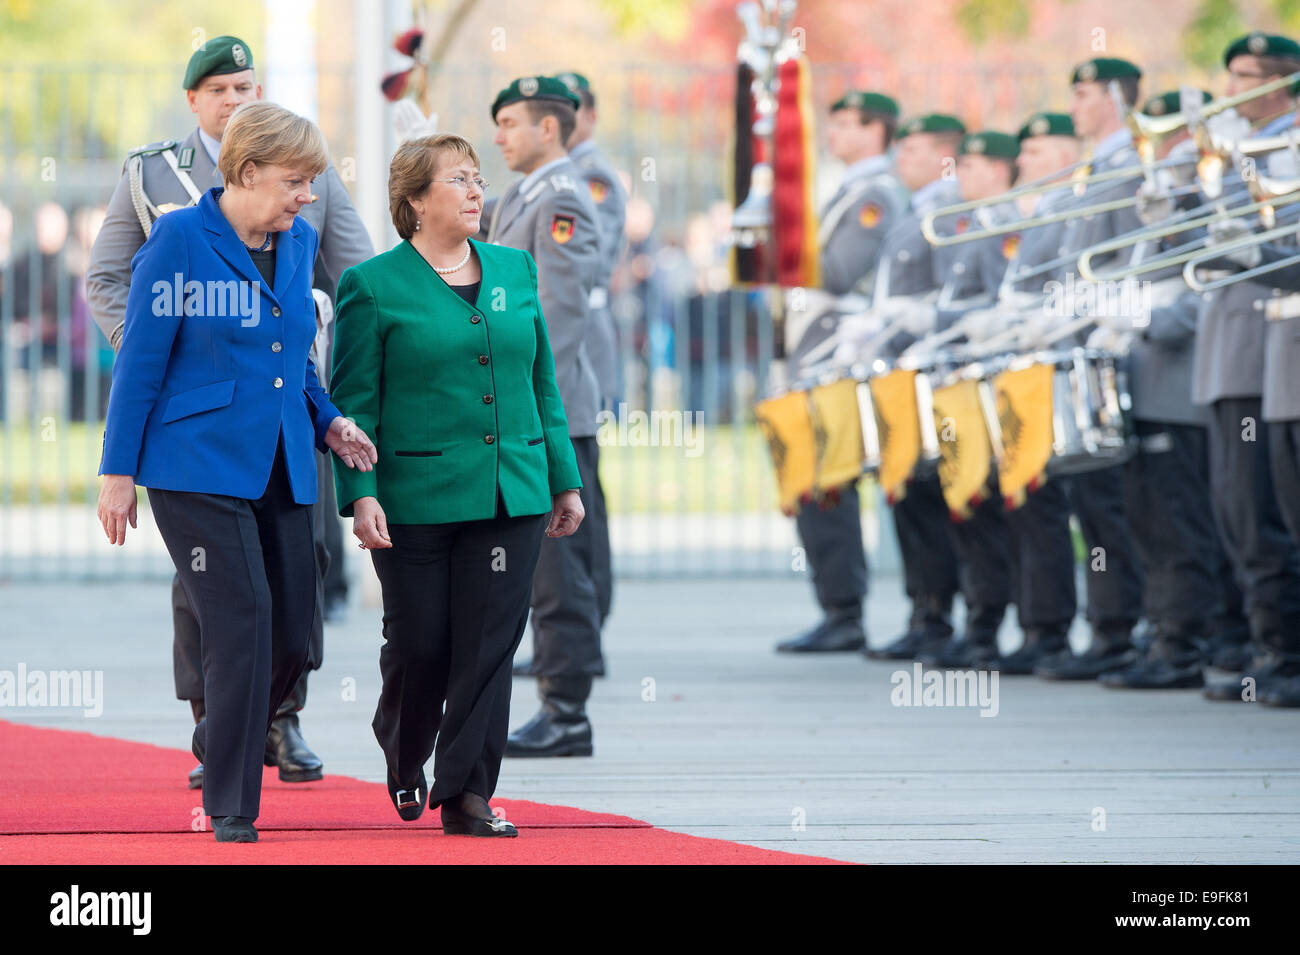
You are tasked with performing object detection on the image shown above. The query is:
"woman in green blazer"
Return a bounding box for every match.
[330,134,584,837]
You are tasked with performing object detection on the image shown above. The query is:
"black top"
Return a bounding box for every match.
[448,280,480,305]
[248,244,276,288]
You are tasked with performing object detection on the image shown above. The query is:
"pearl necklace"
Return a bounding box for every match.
[432,242,472,274]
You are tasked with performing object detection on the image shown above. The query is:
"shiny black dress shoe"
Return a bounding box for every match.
[440,794,517,837]
[864,628,949,661]
[1034,642,1136,681]
[264,714,324,782]
[1204,657,1300,701]
[1100,635,1205,690]
[212,816,258,843]
[387,768,428,821]
[776,616,866,653]
[917,635,1000,669]
[188,763,204,790]
[505,708,593,757]
[1260,675,1300,708]
[996,630,1070,675]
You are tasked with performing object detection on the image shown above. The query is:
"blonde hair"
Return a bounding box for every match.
[388,134,482,240]
[218,102,329,188]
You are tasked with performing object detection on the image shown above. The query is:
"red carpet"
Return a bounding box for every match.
[0,721,845,864]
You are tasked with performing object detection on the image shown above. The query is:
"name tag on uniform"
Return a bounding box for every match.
[1264,294,1300,322]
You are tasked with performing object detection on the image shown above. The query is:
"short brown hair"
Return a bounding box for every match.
[388,133,482,240]
[524,100,576,146]
[218,102,329,187]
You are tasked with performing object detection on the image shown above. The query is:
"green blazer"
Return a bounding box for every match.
[330,238,582,524]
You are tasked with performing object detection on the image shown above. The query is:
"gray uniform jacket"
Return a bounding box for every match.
[87,127,373,353]
[1128,273,1206,426]
[818,154,907,297]
[1192,110,1298,406]
[1240,240,1300,422]
[875,178,959,355]
[481,155,602,437]
[931,200,1019,332]
[568,139,626,403]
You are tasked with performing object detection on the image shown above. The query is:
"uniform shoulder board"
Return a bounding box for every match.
[548,173,579,193]
[126,140,178,160]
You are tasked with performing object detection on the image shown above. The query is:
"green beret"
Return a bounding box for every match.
[896,113,966,138]
[491,75,581,120]
[959,131,1019,160]
[1223,32,1300,66]
[1142,89,1212,117]
[1070,57,1141,85]
[830,90,899,118]
[554,71,590,93]
[182,35,254,90]
[1017,111,1075,140]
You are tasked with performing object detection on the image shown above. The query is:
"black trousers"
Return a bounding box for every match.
[1003,477,1077,634]
[1208,399,1300,650]
[149,441,316,819]
[589,459,613,625]
[172,453,329,714]
[1122,421,1221,630]
[531,435,604,679]
[794,482,868,618]
[1270,419,1300,549]
[370,493,547,808]
[1064,463,1144,635]
[947,483,1012,634]
[893,471,960,631]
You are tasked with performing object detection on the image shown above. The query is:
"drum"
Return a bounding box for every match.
[905,350,964,478]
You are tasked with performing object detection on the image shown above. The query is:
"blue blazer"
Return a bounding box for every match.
[99,187,341,503]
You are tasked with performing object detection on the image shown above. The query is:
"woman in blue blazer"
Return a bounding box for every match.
[96,103,376,843]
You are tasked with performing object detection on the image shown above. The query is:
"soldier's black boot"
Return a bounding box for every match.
[264,712,324,782]
[187,699,205,790]
[505,675,594,757]
[1034,627,1137,680]
[1206,611,1300,701]
[776,607,866,653]
[865,594,953,660]
[917,604,1004,668]
[1101,624,1206,690]
[997,627,1070,675]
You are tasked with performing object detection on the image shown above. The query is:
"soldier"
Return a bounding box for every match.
[861,113,969,663]
[775,91,907,653]
[85,36,374,788]
[479,76,605,757]
[1190,33,1300,704]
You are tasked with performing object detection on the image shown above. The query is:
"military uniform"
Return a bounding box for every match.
[84,36,374,784]
[479,77,605,755]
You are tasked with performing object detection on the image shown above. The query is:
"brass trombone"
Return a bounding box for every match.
[1182,218,1300,292]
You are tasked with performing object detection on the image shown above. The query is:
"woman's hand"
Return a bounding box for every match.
[326,416,379,471]
[352,496,392,550]
[545,489,584,538]
[97,474,138,546]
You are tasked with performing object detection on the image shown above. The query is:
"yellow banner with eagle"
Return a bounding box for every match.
[808,378,865,491]
[870,368,921,503]
[755,390,817,515]
[992,363,1055,508]
[932,378,993,520]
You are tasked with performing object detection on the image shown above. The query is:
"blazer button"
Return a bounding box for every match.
[271,341,282,352]
[471,315,482,324]
[272,307,282,317]
[484,434,495,444]
[478,355,489,364]
[273,377,284,388]
[483,394,494,404]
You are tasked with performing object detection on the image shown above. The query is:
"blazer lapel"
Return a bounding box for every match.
[200,189,272,293]
[400,239,485,314]
[272,228,304,303]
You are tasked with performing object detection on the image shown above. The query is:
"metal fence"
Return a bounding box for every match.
[4,57,1186,582]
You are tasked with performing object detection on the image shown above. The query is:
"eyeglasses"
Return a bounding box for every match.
[432,176,489,192]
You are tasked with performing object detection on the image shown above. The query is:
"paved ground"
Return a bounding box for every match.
[3,575,1298,864]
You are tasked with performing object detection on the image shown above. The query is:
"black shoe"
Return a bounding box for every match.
[512,657,538,677]
[386,767,428,821]
[1100,631,1205,690]
[212,816,258,843]
[864,626,951,661]
[1034,636,1136,681]
[997,629,1070,675]
[918,636,1000,669]
[264,714,324,783]
[505,676,594,758]
[440,793,517,837]
[1207,636,1253,672]
[1260,675,1300,708]
[776,615,866,653]
[188,764,204,790]
[191,720,206,763]
[1204,655,1300,701]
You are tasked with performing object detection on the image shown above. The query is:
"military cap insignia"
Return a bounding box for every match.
[551,214,575,243]
[1002,233,1021,259]
[906,119,923,135]
[588,179,608,203]
[1147,97,1166,116]
[520,76,540,97]
[858,202,882,228]
[231,43,247,67]
[1030,117,1049,137]
[1078,61,1097,82]
[1249,33,1268,54]
[967,136,985,154]
[846,92,863,108]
